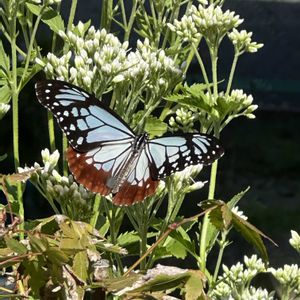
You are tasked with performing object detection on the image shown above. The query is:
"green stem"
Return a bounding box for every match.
[192,43,211,94]
[100,0,113,31]
[138,202,151,270]
[47,111,56,154]
[199,160,218,273]
[63,0,78,54]
[225,51,239,97]
[10,5,24,239]
[124,0,138,42]
[199,49,221,272]
[90,194,101,227]
[212,231,228,283]
[67,0,77,32]
[211,48,219,98]
[18,6,44,92]
[119,0,128,31]
[62,136,68,176]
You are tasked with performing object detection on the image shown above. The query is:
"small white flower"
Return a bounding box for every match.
[290,230,300,253]
[232,206,248,220]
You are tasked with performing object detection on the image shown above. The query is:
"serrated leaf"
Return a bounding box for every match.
[184,270,206,300]
[165,237,187,259]
[4,237,27,255]
[26,3,65,34]
[72,251,88,282]
[232,213,277,262]
[145,116,168,137]
[199,188,251,253]
[226,187,250,210]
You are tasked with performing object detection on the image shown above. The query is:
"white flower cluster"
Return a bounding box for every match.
[19,149,95,221]
[173,164,205,194]
[0,103,10,120]
[229,89,258,119]
[212,89,257,123]
[169,3,244,47]
[289,230,300,253]
[168,15,201,43]
[228,29,264,54]
[40,22,181,99]
[211,255,270,299]
[169,107,196,132]
[268,264,300,296]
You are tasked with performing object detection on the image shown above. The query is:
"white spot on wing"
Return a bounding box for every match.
[77,137,84,145]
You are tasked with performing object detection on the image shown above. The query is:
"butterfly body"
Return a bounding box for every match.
[36,80,224,206]
[107,133,149,193]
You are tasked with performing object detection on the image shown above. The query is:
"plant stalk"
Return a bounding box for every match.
[225,52,239,97]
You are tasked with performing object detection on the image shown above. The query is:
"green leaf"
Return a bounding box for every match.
[165,83,213,113]
[26,3,65,34]
[0,85,11,104]
[72,251,88,282]
[184,270,206,300]
[117,231,140,247]
[129,272,190,293]
[0,41,10,77]
[4,237,27,255]
[46,247,69,265]
[165,237,187,259]
[231,213,277,262]
[199,188,251,253]
[104,273,141,292]
[227,186,250,209]
[145,116,168,137]
[208,201,232,230]
[168,226,197,260]
[28,234,48,253]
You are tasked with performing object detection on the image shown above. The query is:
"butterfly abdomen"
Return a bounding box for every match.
[108,133,148,194]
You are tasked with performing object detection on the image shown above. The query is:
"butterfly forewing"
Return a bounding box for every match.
[35,80,135,151]
[147,133,224,179]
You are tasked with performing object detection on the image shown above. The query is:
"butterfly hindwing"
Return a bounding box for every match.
[147,133,224,179]
[113,149,159,206]
[67,144,159,206]
[35,80,135,151]
[66,140,134,195]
